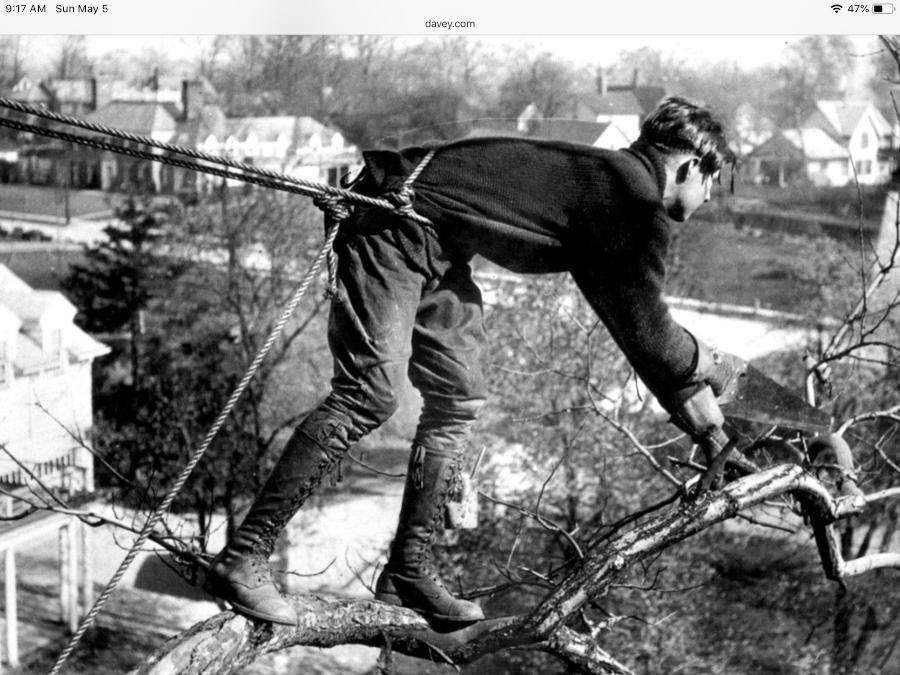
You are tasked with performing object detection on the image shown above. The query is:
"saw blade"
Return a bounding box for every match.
[719,365,833,434]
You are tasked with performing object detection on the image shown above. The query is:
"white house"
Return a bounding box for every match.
[0,264,108,490]
[17,77,361,195]
[573,71,667,145]
[217,115,360,186]
[0,264,108,667]
[807,100,895,184]
[748,100,896,187]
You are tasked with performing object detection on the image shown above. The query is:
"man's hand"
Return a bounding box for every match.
[692,339,748,399]
[669,384,725,450]
[669,384,735,492]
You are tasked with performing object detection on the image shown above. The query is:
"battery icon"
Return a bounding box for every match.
[874,3,895,12]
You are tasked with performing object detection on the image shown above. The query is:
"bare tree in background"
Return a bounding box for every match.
[5,34,900,675]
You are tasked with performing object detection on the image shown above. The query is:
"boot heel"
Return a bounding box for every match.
[374,589,403,606]
[374,571,403,606]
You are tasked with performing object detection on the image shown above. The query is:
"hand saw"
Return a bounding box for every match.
[689,365,832,494]
[718,365,833,434]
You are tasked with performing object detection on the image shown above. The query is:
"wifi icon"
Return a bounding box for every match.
[831,3,843,10]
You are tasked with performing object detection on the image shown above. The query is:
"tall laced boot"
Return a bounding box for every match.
[204,419,346,624]
[374,446,484,622]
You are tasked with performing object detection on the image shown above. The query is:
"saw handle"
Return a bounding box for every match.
[670,384,738,493]
[697,426,737,492]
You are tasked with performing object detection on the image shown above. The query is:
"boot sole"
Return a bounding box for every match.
[224,597,297,625]
[374,590,484,623]
[204,580,297,626]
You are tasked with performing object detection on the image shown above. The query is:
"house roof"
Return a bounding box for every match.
[578,85,666,120]
[527,119,615,146]
[227,116,334,144]
[0,264,32,294]
[0,288,75,328]
[631,86,667,117]
[0,304,20,336]
[174,104,228,145]
[463,119,615,147]
[814,100,891,138]
[0,264,108,373]
[749,128,848,161]
[86,101,177,136]
[593,91,645,117]
[785,128,849,160]
[5,77,51,104]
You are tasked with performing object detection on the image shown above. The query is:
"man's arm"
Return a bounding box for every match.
[570,207,696,401]
[570,207,745,415]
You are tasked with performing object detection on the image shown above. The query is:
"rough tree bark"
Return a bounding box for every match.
[130,464,889,675]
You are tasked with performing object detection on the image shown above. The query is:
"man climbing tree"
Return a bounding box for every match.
[204,96,747,625]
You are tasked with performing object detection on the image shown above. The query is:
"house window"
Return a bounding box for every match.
[861,132,869,149]
[859,160,872,175]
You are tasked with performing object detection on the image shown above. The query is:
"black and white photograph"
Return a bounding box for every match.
[0,31,899,674]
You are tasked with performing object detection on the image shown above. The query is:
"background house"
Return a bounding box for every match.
[461,103,632,149]
[0,264,108,667]
[86,100,180,192]
[2,76,101,187]
[5,77,361,195]
[747,100,898,186]
[573,69,667,143]
[200,113,360,190]
[0,264,108,491]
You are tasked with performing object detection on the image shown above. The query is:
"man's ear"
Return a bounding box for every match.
[675,157,699,184]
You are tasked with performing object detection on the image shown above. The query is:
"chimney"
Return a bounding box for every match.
[597,69,608,96]
[89,77,98,112]
[181,79,202,122]
[632,68,641,89]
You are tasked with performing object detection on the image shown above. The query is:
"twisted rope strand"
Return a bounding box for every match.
[0,97,352,199]
[0,115,324,198]
[48,223,341,675]
[0,99,434,224]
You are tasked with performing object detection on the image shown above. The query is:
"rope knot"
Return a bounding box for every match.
[313,194,352,222]
[311,194,349,300]
[384,185,416,213]
[382,149,436,221]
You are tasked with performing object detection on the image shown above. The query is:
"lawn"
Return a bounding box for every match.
[669,215,865,315]
[0,184,117,219]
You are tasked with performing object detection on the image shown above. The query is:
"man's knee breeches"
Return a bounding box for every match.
[414,394,485,455]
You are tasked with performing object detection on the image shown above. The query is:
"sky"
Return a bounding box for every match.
[13,34,885,77]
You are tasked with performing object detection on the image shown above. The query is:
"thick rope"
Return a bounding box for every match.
[48,223,341,675]
[0,98,434,225]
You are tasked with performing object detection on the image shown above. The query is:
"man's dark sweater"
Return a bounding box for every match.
[358,136,697,401]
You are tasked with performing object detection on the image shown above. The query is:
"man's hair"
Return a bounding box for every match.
[639,96,733,175]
